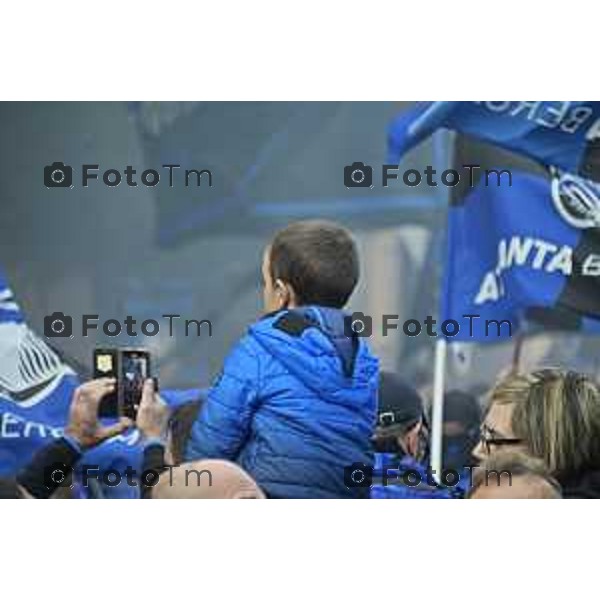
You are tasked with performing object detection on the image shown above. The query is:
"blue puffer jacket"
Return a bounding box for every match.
[186,306,379,498]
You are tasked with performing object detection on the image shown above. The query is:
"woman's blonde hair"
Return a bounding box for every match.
[490,369,600,476]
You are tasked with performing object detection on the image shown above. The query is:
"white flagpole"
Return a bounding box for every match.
[429,129,453,484]
[430,337,447,483]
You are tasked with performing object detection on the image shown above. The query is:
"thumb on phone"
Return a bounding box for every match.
[136,378,169,439]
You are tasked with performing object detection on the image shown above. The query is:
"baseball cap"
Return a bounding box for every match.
[377,372,423,430]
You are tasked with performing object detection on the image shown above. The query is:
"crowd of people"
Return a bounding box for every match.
[3,219,600,499]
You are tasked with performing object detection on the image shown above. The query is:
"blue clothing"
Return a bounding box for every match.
[186,307,379,498]
[370,453,456,499]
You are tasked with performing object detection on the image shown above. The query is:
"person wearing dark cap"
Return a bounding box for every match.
[370,372,455,499]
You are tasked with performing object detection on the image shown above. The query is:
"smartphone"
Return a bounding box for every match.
[94,348,151,419]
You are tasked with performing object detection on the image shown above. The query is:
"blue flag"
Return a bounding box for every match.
[388,102,600,183]
[441,170,600,341]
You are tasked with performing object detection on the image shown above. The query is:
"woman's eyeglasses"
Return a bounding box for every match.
[479,424,523,454]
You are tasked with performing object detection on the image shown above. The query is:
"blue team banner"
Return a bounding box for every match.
[388,102,600,183]
[441,170,600,341]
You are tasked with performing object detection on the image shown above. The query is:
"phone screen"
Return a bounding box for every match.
[94,349,151,419]
[121,350,150,419]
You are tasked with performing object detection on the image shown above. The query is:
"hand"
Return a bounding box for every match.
[136,379,170,439]
[65,379,132,449]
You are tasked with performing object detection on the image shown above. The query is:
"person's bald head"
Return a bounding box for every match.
[152,460,265,499]
[467,452,561,499]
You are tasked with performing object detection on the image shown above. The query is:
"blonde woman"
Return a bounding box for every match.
[473,369,600,498]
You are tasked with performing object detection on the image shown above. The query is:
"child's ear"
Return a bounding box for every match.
[274,279,296,309]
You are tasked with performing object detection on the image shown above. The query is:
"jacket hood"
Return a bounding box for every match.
[249,307,378,403]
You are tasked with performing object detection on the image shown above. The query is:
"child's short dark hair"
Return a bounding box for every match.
[268,220,359,308]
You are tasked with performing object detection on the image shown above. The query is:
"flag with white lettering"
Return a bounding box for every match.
[388,102,600,183]
[0,271,80,474]
[441,170,600,341]
[0,268,202,497]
